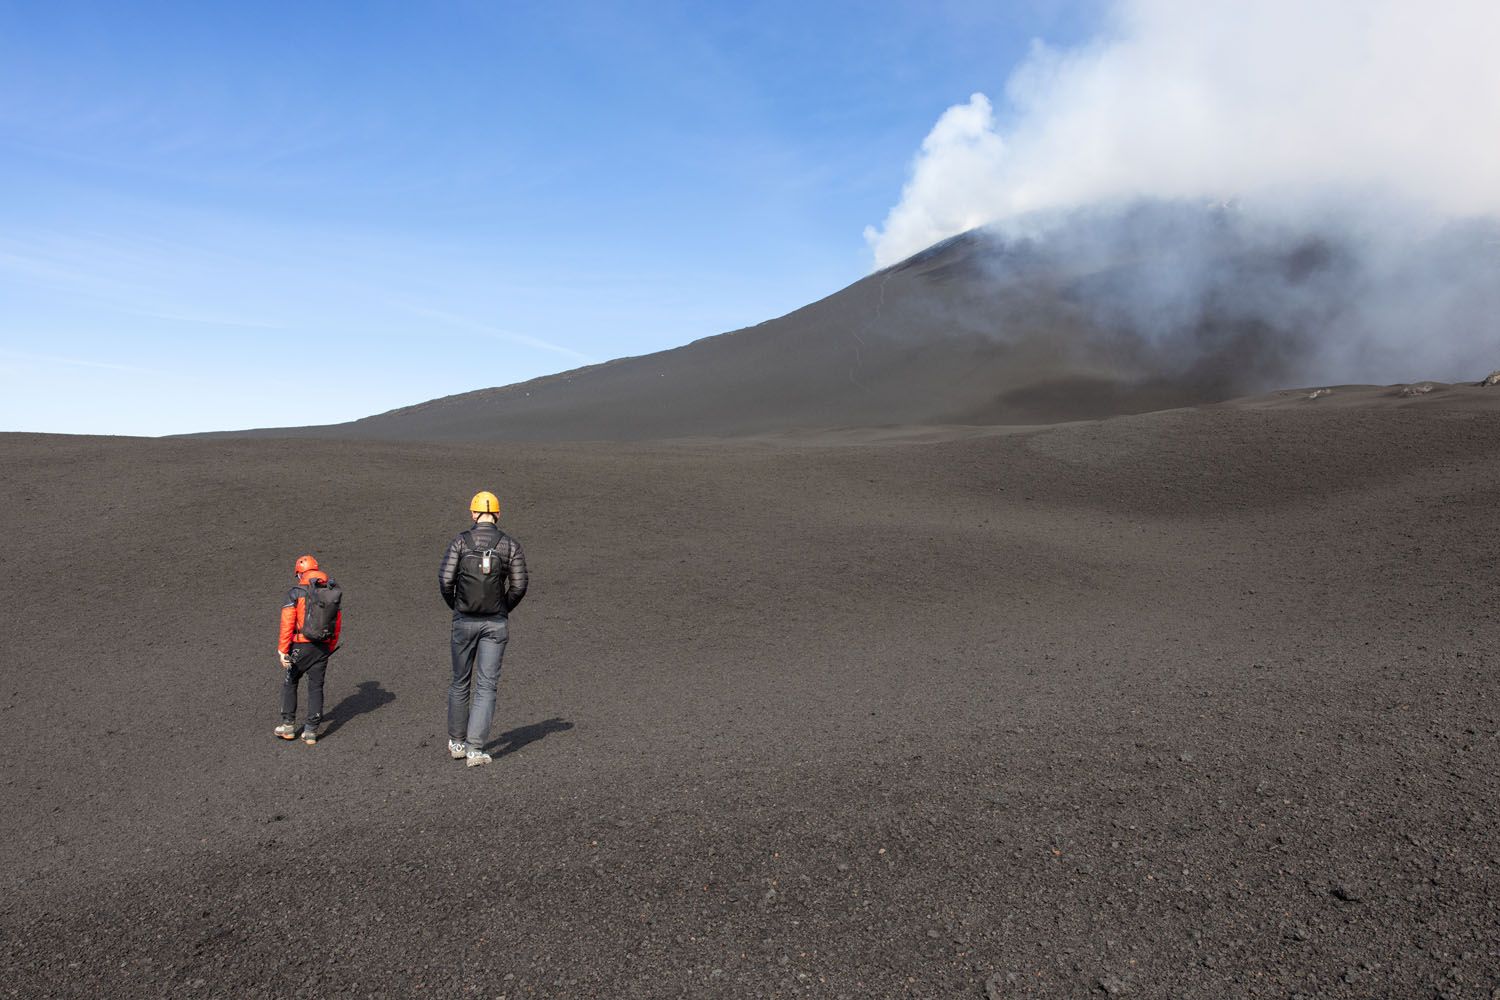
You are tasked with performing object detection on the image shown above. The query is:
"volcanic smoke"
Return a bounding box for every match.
[864,0,1500,385]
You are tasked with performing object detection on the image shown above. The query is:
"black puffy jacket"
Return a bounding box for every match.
[437,521,528,616]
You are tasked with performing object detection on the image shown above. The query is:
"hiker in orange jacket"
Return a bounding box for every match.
[275,555,343,745]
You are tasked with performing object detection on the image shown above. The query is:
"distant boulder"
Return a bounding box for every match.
[1480,370,1500,387]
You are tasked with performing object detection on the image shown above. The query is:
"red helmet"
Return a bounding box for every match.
[294,555,320,575]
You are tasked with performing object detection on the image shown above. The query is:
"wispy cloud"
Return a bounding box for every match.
[115,305,286,329]
[0,242,285,330]
[0,349,165,375]
[399,304,593,364]
[0,246,155,299]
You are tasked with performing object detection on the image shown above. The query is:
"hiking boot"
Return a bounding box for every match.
[465,748,492,768]
[448,739,467,760]
[302,726,318,746]
[275,723,297,740]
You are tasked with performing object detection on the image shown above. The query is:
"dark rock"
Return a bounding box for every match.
[1330,884,1362,903]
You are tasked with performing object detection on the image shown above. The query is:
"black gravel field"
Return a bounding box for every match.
[3,403,1499,999]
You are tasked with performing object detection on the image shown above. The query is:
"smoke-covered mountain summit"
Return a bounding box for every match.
[228,200,1500,441]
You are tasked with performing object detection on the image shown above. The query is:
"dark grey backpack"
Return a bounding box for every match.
[300,578,342,641]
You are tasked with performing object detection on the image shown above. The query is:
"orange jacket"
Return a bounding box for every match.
[278,569,342,654]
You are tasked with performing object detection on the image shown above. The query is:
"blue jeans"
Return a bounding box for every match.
[448,615,508,749]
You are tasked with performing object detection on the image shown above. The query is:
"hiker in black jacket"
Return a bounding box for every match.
[437,491,528,768]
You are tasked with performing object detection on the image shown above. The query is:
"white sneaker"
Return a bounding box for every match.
[465,749,492,768]
[448,740,467,760]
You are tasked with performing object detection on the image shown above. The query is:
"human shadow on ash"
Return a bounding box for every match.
[320,680,397,739]
[484,717,574,757]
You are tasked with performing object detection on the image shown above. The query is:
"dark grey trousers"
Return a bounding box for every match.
[281,642,329,728]
[448,615,509,749]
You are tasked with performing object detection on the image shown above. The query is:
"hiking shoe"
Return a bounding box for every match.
[448,739,467,760]
[465,749,492,768]
[275,723,297,740]
[301,727,318,746]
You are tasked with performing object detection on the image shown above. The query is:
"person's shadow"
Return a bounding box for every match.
[320,680,396,739]
[485,717,574,757]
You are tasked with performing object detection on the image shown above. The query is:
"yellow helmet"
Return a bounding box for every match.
[469,490,501,515]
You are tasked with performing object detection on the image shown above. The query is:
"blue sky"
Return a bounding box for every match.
[0,0,1099,435]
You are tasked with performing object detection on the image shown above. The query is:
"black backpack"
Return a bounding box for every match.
[300,577,342,641]
[454,531,507,615]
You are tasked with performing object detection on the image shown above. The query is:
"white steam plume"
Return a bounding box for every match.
[866,0,1500,269]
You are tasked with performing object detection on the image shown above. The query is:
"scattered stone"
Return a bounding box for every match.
[1398,383,1435,397]
[1306,388,1332,400]
[984,975,1005,1000]
[1178,751,1195,763]
[1097,974,1129,995]
[1329,884,1362,903]
[1481,370,1500,386]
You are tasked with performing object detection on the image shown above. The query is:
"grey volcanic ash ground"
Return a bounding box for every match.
[3,399,1499,998]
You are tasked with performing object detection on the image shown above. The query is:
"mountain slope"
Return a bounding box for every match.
[223,203,1500,441]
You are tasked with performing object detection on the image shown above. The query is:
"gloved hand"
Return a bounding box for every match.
[278,650,292,669]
